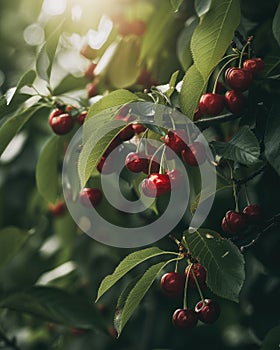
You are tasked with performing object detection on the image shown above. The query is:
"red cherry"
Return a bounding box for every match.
[225,90,245,114]
[116,19,132,36]
[77,111,87,125]
[141,173,171,197]
[243,58,264,74]
[80,188,102,207]
[125,152,147,173]
[48,109,63,123]
[132,123,147,134]
[195,299,220,324]
[243,204,262,224]
[118,125,135,141]
[199,93,225,116]
[129,19,146,36]
[97,156,114,174]
[84,62,97,80]
[166,169,183,188]
[160,272,185,297]
[164,129,189,154]
[137,69,157,89]
[172,309,198,329]
[225,67,253,91]
[49,113,74,135]
[87,82,98,98]
[181,142,206,166]
[193,107,203,121]
[70,328,87,336]
[48,200,65,217]
[221,210,247,234]
[185,263,207,289]
[142,156,160,174]
[104,137,122,156]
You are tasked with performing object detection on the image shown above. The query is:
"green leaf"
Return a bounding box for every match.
[260,325,280,350]
[177,17,199,71]
[179,64,206,119]
[212,126,260,165]
[184,228,245,302]
[0,96,8,119]
[191,0,240,80]
[7,70,36,108]
[115,261,171,336]
[165,70,180,98]
[272,3,280,47]
[0,105,42,157]
[170,0,184,12]
[0,227,28,270]
[36,135,64,204]
[0,286,107,331]
[107,37,141,88]
[264,103,280,175]
[96,247,178,302]
[53,75,89,96]
[194,0,212,17]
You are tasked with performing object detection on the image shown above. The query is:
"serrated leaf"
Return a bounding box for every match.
[191,0,240,80]
[96,247,178,301]
[170,0,184,12]
[179,64,206,119]
[184,228,245,302]
[212,126,260,165]
[194,0,212,17]
[0,227,29,270]
[272,3,280,48]
[260,325,280,350]
[264,102,280,175]
[0,286,107,331]
[0,105,42,157]
[36,135,64,204]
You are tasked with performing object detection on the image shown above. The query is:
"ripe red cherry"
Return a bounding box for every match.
[243,58,264,74]
[125,152,147,173]
[166,169,183,188]
[193,107,203,121]
[137,69,157,89]
[243,204,262,224]
[77,111,87,125]
[172,309,198,329]
[48,200,65,217]
[49,109,63,123]
[141,173,171,197]
[181,142,206,166]
[195,299,220,324]
[118,125,135,141]
[104,137,122,156]
[97,156,114,174]
[49,113,74,135]
[160,272,185,297]
[199,93,225,116]
[164,129,189,154]
[225,67,253,91]
[225,90,245,114]
[221,210,247,234]
[129,19,146,36]
[185,263,207,289]
[142,156,160,174]
[80,188,102,207]
[132,123,147,134]
[70,328,87,336]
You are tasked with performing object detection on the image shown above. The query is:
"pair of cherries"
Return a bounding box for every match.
[48,108,87,135]
[198,57,264,117]
[221,204,261,235]
[160,264,220,328]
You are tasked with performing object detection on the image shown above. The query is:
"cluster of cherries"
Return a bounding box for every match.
[196,57,264,119]
[221,203,262,235]
[160,263,220,329]
[48,105,88,135]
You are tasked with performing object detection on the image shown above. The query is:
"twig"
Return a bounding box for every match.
[0,329,21,350]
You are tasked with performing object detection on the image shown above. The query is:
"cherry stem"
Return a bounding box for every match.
[136,128,149,153]
[191,270,206,304]
[174,259,179,273]
[230,167,239,212]
[159,145,166,174]
[212,55,239,93]
[244,184,251,206]
[183,264,193,309]
[148,143,165,175]
[238,37,253,68]
[169,114,176,130]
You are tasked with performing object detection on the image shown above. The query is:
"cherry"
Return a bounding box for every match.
[185,263,207,289]
[199,93,225,116]
[132,123,147,134]
[137,69,157,89]
[160,272,185,297]
[166,169,183,188]
[84,62,97,80]
[243,58,264,74]
[225,67,253,91]
[193,107,203,121]
[48,200,65,217]
[243,204,262,224]
[142,156,160,174]
[80,188,102,207]
[104,137,122,156]
[221,210,247,234]
[97,156,114,174]
[195,299,220,324]
[125,152,147,173]
[118,125,135,141]
[129,19,146,36]
[49,109,63,123]
[181,142,206,166]
[225,90,245,114]
[164,129,189,154]
[49,113,74,135]
[70,328,87,336]
[87,82,98,98]
[141,173,171,197]
[77,111,87,125]
[172,308,198,329]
